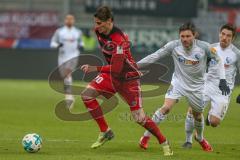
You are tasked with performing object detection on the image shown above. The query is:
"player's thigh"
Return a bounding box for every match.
[165,85,183,101]
[163,85,183,111]
[188,86,209,115]
[81,85,100,99]
[187,90,205,113]
[205,82,230,120]
[88,73,116,99]
[118,80,142,111]
[209,93,230,120]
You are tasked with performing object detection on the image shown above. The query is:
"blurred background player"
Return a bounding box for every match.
[182,23,240,149]
[50,14,84,108]
[80,6,173,156]
[137,22,230,152]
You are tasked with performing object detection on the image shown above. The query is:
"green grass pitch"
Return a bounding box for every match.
[0,80,240,160]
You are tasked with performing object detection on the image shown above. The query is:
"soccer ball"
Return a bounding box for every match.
[22,133,42,153]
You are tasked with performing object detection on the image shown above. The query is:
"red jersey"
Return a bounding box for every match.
[95,26,141,80]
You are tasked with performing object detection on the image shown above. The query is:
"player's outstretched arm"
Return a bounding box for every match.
[137,41,176,69]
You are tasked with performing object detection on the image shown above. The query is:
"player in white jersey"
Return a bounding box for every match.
[137,22,230,152]
[182,24,240,149]
[50,14,84,108]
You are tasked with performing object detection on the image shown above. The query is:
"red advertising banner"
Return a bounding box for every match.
[0,11,59,38]
[0,38,16,48]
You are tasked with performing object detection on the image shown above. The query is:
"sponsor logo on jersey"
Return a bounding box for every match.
[177,55,199,65]
[63,38,77,43]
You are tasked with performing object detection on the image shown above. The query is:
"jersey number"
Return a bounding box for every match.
[95,75,104,84]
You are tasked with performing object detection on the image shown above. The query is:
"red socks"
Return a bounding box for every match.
[82,98,108,132]
[142,117,166,144]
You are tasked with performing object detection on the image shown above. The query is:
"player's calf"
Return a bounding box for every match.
[132,109,167,143]
[81,87,109,133]
[192,111,204,142]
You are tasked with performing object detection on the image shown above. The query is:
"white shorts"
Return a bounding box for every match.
[204,82,231,120]
[165,84,205,113]
[58,56,79,77]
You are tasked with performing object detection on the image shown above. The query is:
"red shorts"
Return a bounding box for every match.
[89,73,142,111]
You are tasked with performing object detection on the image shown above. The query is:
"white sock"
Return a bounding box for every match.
[194,115,204,142]
[143,109,166,137]
[185,112,194,143]
[64,76,72,94]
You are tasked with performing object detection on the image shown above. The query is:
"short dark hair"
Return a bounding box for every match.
[179,22,196,35]
[94,6,114,22]
[220,23,237,38]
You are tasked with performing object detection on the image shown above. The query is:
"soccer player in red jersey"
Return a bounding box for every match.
[80,6,173,156]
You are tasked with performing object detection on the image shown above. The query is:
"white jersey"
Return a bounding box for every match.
[50,26,84,65]
[206,43,240,90]
[138,39,225,92]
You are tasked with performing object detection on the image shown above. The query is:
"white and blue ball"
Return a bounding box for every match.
[22,133,42,153]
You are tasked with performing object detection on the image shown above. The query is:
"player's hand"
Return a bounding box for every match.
[80,64,97,73]
[78,46,84,52]
[57,43,63,49]
[219,79,230,96]
[236,94,240,104]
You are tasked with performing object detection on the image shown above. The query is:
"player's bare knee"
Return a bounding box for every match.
[192,111,202,121]
[80,89,89,100]
[188,107,193,114]
[210,122,219,127]
[209,116,220,127]
[81,87,98,100]
[63,69,72,78]
[133,115,146,124]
